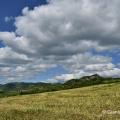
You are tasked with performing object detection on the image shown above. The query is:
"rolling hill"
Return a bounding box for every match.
[0,83,119,120]
[0,74,120,97]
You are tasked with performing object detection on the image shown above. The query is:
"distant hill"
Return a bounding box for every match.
[64,74,120,88]
[0,82,51,91]
[0,74,120,97]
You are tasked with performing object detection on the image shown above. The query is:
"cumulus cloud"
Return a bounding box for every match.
[0,0,120,82]
[48,67,120,83]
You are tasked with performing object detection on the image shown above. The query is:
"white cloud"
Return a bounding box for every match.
[48,67,120,83]
[47,73,74,83]
[84,63,114,71]
[0,0,120,82]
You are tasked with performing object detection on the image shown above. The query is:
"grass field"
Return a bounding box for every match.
[0,83,119,120]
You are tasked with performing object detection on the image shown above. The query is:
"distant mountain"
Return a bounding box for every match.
[81,74,104,80]
[0,74,119,97]
[0,82,51,91]
[64,74,115,88]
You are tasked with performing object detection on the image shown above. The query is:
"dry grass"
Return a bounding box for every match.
[0,83,120,120]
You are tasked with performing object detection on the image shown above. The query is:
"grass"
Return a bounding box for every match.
[0,83,119,120]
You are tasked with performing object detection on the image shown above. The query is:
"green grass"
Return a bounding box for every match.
[0,83,120,120]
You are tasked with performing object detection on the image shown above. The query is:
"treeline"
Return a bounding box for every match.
[0,74,120,97]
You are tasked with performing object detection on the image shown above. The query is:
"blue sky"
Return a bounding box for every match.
[0,0,47,31]
[0,0,120,83]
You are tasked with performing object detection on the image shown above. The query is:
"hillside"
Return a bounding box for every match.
[0,83,119,120]
[0,74,120,97]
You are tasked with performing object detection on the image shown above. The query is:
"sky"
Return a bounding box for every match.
[0,0,47,31]
[0,0,120,84]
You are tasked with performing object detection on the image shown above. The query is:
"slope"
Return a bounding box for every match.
[0,82,119,120]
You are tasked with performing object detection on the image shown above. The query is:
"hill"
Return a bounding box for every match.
[64,74,118,88]
[0,74,120,97]
[0,83,119,120]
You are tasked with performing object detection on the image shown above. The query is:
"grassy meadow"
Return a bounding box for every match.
[0,83,119,120]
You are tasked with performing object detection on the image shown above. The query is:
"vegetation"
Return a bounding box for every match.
[0,74,120,97]
[0,83,119,120]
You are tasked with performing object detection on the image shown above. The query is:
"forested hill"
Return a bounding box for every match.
[0,74,120,97]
